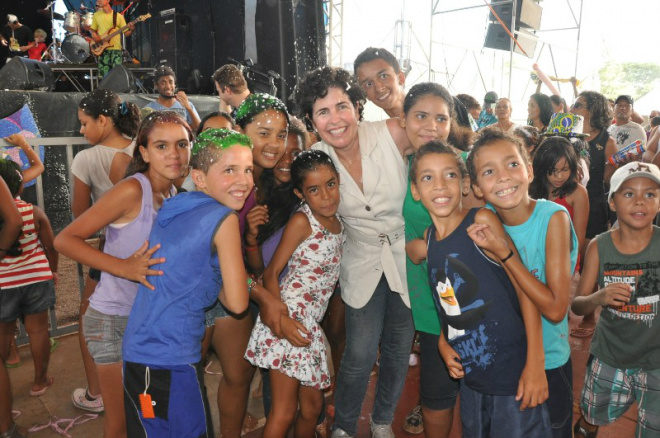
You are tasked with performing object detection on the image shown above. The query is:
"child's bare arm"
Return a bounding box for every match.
[262,211,312,347]
[438,333,464,379]
[33,205,58,280]
[469,210,573,323]
[55,178,164,289]
[571,239,632,315]
[472,209,548,408]
[214,214,249,315]
[571,185,589,257]
[4,134,44,184]
[72,177,93,218]
[0,179,21,259]
[405,238,427,264]
[244,205,269,276]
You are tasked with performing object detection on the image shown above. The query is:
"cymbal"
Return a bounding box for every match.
[38,8,65,20]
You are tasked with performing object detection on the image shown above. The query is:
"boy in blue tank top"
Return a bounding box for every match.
[407,141,551,438]
[122,129,262,438]
[466,129,578,438]
[572,162,660,438]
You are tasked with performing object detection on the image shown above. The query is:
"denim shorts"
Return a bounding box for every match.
[581,355,660,437]
[419,331,459,411]
[0,279,56,322]
[545,358,573,438]
[204,299,258,327]
[83,307,128,365]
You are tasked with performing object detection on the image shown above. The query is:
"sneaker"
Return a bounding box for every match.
[370,421,395,438]
[403,404,424,434]
[72,387,104,413]
[330,427,354,438]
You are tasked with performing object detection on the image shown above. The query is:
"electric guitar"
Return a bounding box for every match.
[89,13,150,57]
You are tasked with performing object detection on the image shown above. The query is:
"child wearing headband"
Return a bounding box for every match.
[121,128,265,438]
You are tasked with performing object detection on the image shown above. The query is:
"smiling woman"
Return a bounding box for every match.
[292,66,414,438]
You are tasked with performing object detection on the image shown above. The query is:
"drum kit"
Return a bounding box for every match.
[37,1,94,63]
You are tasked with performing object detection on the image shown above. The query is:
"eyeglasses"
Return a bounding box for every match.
[571,102,584,110]
[10,20,18,24]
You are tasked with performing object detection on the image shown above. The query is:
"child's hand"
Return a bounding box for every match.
[121,241,165,290]
[279,315,311,347]
[4,134,29,149]
[466,223,511,260]
[595,283,632,307]
[260,293,289,337]
[438,335,464,379]
[245,205,268,246]
[516,362,548,410]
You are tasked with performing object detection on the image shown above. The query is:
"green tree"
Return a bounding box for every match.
[598,62,660,99]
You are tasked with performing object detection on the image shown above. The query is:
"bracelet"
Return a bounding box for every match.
[245,244,259,252]
[501,249,514,264]
[247,278,255,294]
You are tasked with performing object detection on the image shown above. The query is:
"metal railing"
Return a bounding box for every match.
[1,136,91,344]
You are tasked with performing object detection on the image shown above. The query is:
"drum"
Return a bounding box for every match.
[62,34,90,64]
[81,12,94,30]
[63,11,80,33]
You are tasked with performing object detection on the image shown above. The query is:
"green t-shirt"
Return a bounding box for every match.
[403,159,441,334]
[591,227,660,370]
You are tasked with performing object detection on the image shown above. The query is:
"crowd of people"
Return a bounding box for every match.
[0,45,659,438]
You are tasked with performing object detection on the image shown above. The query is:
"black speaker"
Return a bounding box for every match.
[0,57,54,91]
[489,0,542,31]
[157,9,191,56]
[98,65,138,93]
[484,0,541,58]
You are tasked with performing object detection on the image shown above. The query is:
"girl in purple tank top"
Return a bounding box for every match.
[55,111,192,438]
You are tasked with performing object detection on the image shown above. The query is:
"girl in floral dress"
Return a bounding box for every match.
[245,150,343,438]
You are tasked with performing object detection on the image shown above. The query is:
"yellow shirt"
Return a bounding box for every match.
[91,10,126,51]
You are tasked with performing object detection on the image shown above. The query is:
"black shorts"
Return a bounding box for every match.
[419,331,460,411]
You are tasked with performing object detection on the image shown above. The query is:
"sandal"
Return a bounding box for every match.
[574,419,598,438]
[50,338,59,353]
[570,326,595,338]
[30,376,55,396]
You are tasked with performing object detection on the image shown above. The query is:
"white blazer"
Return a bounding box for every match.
[314,120,409,309]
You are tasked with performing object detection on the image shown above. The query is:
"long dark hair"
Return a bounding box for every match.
[257,169,299,245]
[578,91,612,132]
[79,89,140,138]
[528,93,553,129]
[0,159,23,256]
[529,136,579,199]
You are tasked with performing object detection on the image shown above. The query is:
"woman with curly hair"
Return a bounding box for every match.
[291,66,414,438]
[569,90,618,338]
[528,93,553,132]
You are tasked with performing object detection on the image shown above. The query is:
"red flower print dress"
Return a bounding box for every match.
[245,203,343,389]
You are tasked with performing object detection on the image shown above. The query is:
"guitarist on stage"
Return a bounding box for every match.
[0,14,34,62]
[90,0,133,77]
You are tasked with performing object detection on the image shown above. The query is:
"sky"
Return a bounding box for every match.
[338,0,660,120]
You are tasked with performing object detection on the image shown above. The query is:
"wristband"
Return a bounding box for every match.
[245,244,259,252]
[501,249,514,264]
[247,278,255,294]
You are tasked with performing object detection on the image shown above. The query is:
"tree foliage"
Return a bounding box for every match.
[598,62,660,99]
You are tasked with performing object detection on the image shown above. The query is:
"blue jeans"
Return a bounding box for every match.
[332,275,415,435]
[546,358,573,438]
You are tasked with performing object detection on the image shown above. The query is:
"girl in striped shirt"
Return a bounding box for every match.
[0,158,58,397]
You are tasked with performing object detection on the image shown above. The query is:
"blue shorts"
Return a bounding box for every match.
[419,331,459,411]
[0,279,55,322]
[83,307,127,365]
[124,360,213,438]
[460,384,552,438]
[204,299,258,327]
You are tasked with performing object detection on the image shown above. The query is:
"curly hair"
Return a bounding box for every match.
[212,64,247,93]
[79,89,140,138]
[529,136,579,199]
[154,65,176,83]
[578,91,612,132]
[353,47,400,75]
[292,67,366,132]
[467,129,529,184]
[456,93,481,111]
[528,93,553,129]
